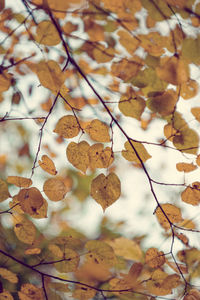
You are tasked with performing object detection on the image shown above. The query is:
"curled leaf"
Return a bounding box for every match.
[38,155,57,175]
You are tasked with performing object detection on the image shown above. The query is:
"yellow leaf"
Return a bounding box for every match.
[0,268,18,284]
[118,96,145,120]
[48,244,63,258]
[14,215,36,244]
[18,187,44,215]
[24,248,41,255]
[155,203,183,230]
[164,124,177,142]
[7,176,32,188]
[86,119,110,142]
[176,162,197,173]
[111,57,143,81]
[88,143,114,169]
[180,79,199,100]
[181,182,200,206]
[122,141,151,163]
[36,60,65,93]
[18,283,43,300]
[0,72,12,92]
[147,90,177,116]
[0,179,10,202]
[53,115,80,138]
[30,198,48,219]
[145,248,165,268]
[66,141,90,173]
[107,237,143,261]
[156,55,189,85]
[91,173,121,211]
[38,155,57,175]
[118,30,139,55]
[0,291,14,300]
[43,178,67,201]
[54,248,80,273]
[183,289,200,300]
[85,240,116,267]
[35,20,60,46]
[73,286,96,300]
[146,269,172,296]
[53,235,82,250]
[173,127,199,155]
[191,107,200,122]
[93,45,115,63]
[182,36,200,65]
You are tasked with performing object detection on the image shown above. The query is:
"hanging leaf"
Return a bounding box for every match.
[122,141,151,163]
[107,237,143,261]
[18,187,44,215]
[24,248,41,255]
[155,203,183,230]
[36,60,66,93]
[146,90,177,116]
[0,179,10,202]
[86,119,110,142]
[38,155,57,175]
[180,79,199,100]
[18,283,43,300]
[35,20,60,46]
[7,176,32,188]
[145,248,165,268]
[14,215,36,245]
[191,107,200,122]
[43,178,67,201]
[88,143,114,169]
[181,182,200,206]
[118,96,145,120]
[53,115,80,139]
[0,268,18,284]
[90,173,121,211]
[85,240,116,267]
[176,162,197,173]
[54,248,80,273]
[66,141,90,173]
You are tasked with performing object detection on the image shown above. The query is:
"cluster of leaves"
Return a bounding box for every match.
[0,0,200,299]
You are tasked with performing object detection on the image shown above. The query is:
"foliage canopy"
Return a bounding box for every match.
[0,0,200,299]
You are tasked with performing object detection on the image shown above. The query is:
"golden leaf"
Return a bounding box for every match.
[88,143,114,169]
[0,291,14,300]
[18,283,43,300]
[36,60,65,93]
[54,115,80,138]
[14,215,36,245]
[107,237,143,261]
[0,268,18,284]
[181,182,200,206]
[48,244,63,258]
[73,286,96,300]
[18,187,44,215]
[119,96,145,120]
[0,179,10,202]
[181,79,199,100]
[176,162,197,173]
[66,141,90,173]
[118,30,139,54]
[111,57,143,81]
[122,141,151,163]
[191,107,200,122]
[7,176,32,188]
[54,248,80,273]
[0,72,12,92]
[85,240,116,267]
[35,20,60,46]
[24,248,41,255]
[86,119,110,142]
[147,90,177,116]
[91,173,121,211]
[155,203,183,229]
[43,178,67,201]
[38,155,57,175]
[145,247,165,268]
[156,55,189,85]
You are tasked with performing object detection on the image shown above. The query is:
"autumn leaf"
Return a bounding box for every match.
[38,155,57,175]
[18,284,43,300]
[86,119,110,142]
[91,173,121,211]
[146,90,177,116]
[43,178,67,201]
[145,248,165,268]
[66,141,90,173]
[0,268,18,284]
[181,182,200,206]
[118,95,145,120]
[35,20,60,46]
[176,162,197,173]
[53,115,80,138]
[155,203,183,230]
[122,141,151,163]
[0,179,10,202]
[18,187,44,215]
[14,215,36,244]
[7,176,32,188]
[88,143,114,169]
